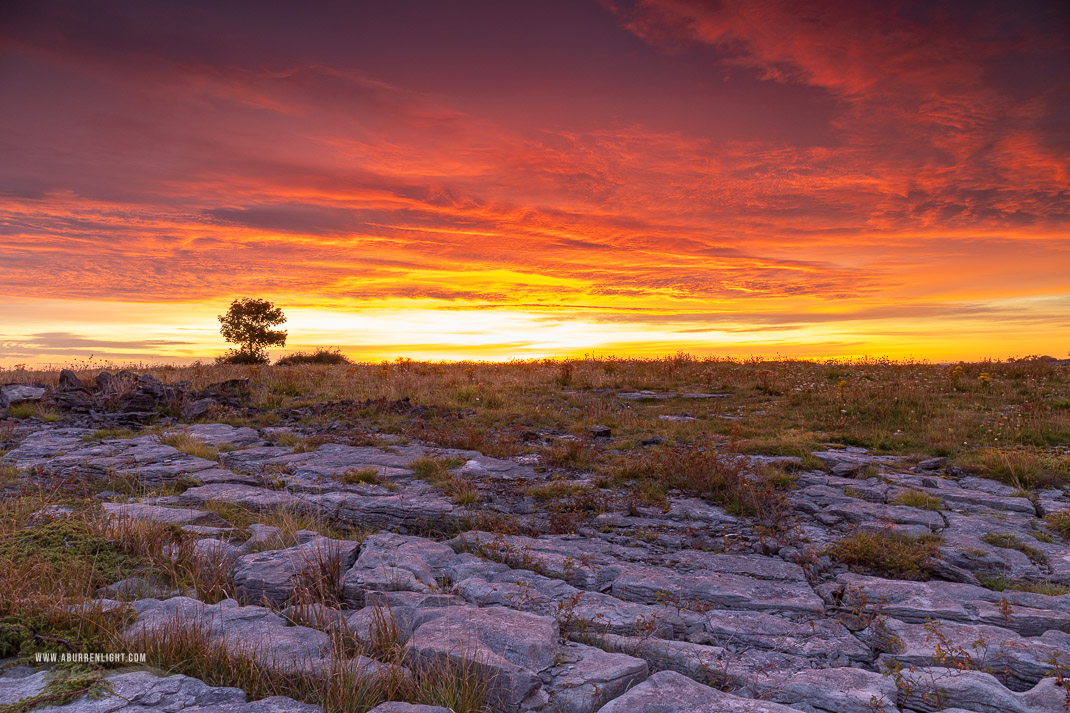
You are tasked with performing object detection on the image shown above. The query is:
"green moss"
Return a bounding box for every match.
[0,516,136,588]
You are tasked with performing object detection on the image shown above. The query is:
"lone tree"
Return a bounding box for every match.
[217,298,287,364]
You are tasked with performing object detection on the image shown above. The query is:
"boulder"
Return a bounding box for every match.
[702,609,870,662]
[406,607,559,713]
[770,667,897,713]
[57,369,85,391]
[0,669,320,712]
[127,597,334,676]
[0,384,47,409]
[595,670,799,712]
[542,642,648,713]
[233,536,360,607]
[102,502,229,527]
[895,667,1065,713]
[366,704,454,713]
[611,564,824,613]
[343,533,457,605]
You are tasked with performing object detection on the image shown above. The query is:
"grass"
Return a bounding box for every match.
[827,529,942,580]
[82,427,140,442]
[0,666,111,713]
[272,431,324,453]
[1044,511,1070,540]
[159,431,220,461]
[408,455,468,481]
[341,467,387,486]
[124,611,488,713]
[199,500,364,543]
[0,482,484,713]
[7,402,62,422]
[600,445,790,532]
[980,532,1048,565]
[406,456,480,505]
[977,575,1070,595]
[959,447,1070,490]
[889,489,944,511]
[5,356,1068,475]
[0,464,18,489]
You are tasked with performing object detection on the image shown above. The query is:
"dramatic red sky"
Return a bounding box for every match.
[2,0,1068,364]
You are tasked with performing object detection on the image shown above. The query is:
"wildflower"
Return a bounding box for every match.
[978,372,991,386]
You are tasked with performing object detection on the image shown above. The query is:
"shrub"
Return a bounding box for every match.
[342,467,386,486]
[216,350,269,365]
[276,349,351,366]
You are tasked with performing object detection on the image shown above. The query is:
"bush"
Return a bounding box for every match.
[215,350,269,365]
[275,349,351,366]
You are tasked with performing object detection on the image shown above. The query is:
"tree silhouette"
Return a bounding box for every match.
[218,298,287,364]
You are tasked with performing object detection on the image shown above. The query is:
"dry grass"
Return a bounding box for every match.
[0,483,485,712]
[199,500,362,543]
[5,356,1069,491]
[159,431,221,461]
[126,609,488,713]
[0,463,19,489]
[889,489,944,511]
[1044,511,1070,540]
[407,456,480,505]
[959,448,1070,490]
[601,445,790,532]
[980,532,1047,565]
[341,467,389,487]
[827,529,942,580]
[7,402,62,422]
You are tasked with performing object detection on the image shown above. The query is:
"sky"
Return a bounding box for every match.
[1,0,1068,365]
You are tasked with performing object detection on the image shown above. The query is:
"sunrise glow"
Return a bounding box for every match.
[2,1,1068,364]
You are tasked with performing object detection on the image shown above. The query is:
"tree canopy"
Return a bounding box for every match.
[218,298,287,363]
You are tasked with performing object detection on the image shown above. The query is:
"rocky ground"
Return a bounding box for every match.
[2,367,1070,712]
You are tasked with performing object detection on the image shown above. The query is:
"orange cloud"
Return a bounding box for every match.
[0,1,1067,363]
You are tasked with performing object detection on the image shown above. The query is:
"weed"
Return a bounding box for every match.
[978,575,1070,595]
[0,464,18,488]
[81,428,139,442]
[408,456,467,481]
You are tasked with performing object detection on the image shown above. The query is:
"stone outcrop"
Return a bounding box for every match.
[5,419,1070,713]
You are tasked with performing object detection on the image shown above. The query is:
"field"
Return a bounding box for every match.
[1,355,1069,713]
